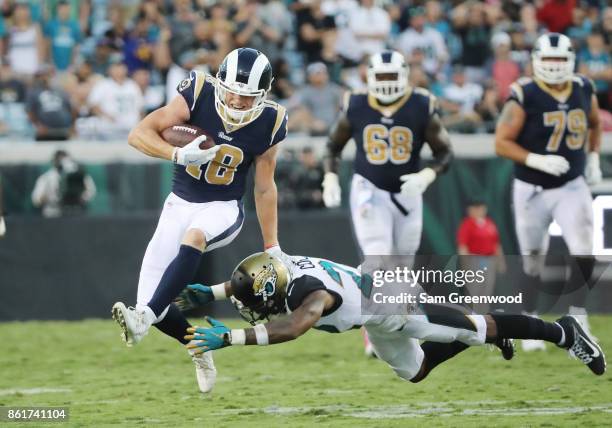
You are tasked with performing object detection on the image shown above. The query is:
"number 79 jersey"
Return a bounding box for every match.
[172,71,288,203]
[509,75,594,189]
[346,88,437,193]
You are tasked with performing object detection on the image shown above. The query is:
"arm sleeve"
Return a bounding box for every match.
[506,82,525,107]
[428,93,440,118]
[286,275,327,312]
[270,105,288,146]
[579,74,596,98]
[176,70,206,112]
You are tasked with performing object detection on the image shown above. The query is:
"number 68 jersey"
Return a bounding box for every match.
[173,70,288,203]
[346,88,437,193]
[509,75,594,189]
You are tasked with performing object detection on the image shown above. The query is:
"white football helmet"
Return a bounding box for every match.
[532,33,575,85]
[367,51,409,104]
[215,48,273,126]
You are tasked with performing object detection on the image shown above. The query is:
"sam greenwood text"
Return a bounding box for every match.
[372,292,524,305]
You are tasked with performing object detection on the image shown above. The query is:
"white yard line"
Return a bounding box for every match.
[211,401,612,418]
[0,387,72,396]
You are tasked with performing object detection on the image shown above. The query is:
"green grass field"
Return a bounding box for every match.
[1,317,611,427]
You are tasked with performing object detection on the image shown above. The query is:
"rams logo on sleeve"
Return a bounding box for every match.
[178,76,192,92]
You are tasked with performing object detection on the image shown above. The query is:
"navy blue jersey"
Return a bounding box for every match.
[172,71,288,202]
[346,88,437,193]
[508,75,594,189]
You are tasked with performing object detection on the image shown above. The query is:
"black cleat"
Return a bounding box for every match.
[556,315,606,376]
[495,338,515,361]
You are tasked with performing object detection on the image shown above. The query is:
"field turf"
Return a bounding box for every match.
[1,317,611,427]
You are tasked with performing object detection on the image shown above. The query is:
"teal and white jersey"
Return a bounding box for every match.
[285,256,370,333]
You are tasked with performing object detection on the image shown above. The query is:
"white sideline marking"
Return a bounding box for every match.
[0,387,72,396]
[211,401,612,418]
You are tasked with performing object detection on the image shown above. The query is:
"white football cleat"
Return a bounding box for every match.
[521,339,546,352]
[191,350,217,393]
[111,302,154,346]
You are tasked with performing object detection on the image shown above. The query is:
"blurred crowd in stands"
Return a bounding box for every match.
[0,0,610,142]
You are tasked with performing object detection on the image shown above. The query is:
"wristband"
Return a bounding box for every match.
[210,284,227,300]
[253,323,269,345]
[264,243,279,251]
[229,329,246,345]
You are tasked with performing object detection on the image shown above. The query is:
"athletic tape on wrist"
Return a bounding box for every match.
[210,284,226,300]
[230,329,246,346]
[254,323,269,345]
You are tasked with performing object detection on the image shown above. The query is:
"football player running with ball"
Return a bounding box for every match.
[321,50,452,355]
[495,33,603,352]
[177,253,605,385]
[112,48,289,393]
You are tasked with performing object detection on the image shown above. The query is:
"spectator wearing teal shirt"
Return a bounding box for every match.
[578,32,612,110]
[44,1,81,71]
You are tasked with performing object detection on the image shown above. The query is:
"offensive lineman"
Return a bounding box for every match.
[111,48,289,393]
[495,33,603,351]
[321,50,452,355]
[322,50,452,255]
[178,252,605,383]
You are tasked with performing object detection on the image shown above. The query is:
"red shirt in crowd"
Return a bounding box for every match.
[457,216,500,256]
[493,59,520,101]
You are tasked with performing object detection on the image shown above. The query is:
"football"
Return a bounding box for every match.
[160,125,216,149]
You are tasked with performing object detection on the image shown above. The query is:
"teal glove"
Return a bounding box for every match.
[185,317,231,354]
[174,284,214,312]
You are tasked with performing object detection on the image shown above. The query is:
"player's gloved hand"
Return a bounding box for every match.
[585,152,602,186]
[174,284,214,312]
[322,172,341,208]
[400,167,436,197]
[525,153,570,177]
[0,216,5,238]
[265,244,293,269]
[185,317,231,354]
[172,136,220,166]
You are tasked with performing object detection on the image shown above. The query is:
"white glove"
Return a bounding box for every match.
[585,152,602,186]
[0,216,5,238]
[172,136,220,166]
[525,153,569,177]
[400,167,436,197]
[265,244,293,269]
[322,172,341,208]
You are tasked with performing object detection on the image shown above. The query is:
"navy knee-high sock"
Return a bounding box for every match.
[148,245,202,317]
[490,314,566,345]
[154,304,192,345]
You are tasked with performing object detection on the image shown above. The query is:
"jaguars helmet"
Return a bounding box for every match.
[215,48,273,126]
[367,50,409,104]
[532,33,575,85]
[229,252,291,325]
